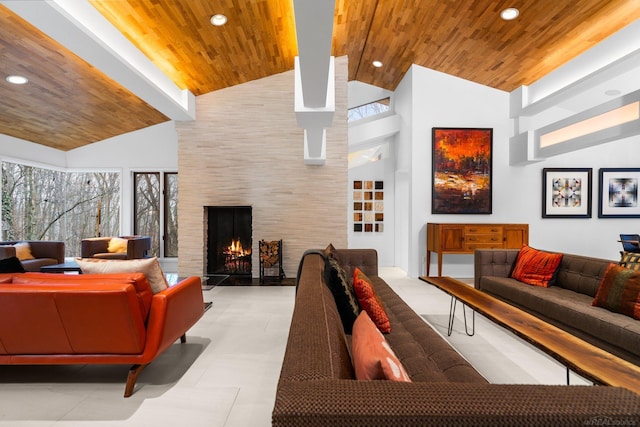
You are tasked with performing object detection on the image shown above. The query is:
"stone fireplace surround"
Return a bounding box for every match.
[176,57,349,279]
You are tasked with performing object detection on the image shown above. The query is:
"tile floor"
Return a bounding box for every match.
[0,267,589,427]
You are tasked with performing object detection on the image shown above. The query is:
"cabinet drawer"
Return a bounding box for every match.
[465,234,502,244]
[465,243,504,251]
[465,225,503,235]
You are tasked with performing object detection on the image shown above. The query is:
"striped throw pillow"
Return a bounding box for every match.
[593,263,640,320]
[510,245,563,287]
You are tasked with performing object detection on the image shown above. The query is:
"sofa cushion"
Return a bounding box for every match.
[593,263,640,320]
[480,275,640,360]
[510,245,562,287]
[76,257,169,294]
[324,256,360,334]
[351,311,410,381]
[620,252,640,271]
[13,242,34,261]
[353,267,390,333]
[0,256,25,273]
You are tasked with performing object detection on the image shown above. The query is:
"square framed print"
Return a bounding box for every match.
[598,168,640,218]
[542,168,592,218]
[432,127,492,214]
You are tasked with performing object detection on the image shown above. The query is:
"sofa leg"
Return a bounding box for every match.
[124,363,148,398]
[180,334,186,343]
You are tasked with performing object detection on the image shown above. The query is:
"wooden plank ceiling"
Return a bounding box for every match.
[0,0,638,151]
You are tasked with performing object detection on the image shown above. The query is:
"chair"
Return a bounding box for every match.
[619,234,640,253]
[81,236,151,259]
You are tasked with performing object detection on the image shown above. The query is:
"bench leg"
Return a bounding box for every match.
[448,297,475,337]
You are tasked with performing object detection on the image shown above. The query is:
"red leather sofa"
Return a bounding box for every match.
[0,271,204,397]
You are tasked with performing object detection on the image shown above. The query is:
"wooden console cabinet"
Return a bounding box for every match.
[426,222,528,276]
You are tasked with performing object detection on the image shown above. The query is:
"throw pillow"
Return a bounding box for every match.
[108,237,128,253]
[620,252,640,271]
[324,256,360,334]
[353,267,390,333]
[14,242,34,261]
[76,256,169,294]
[510,244,563,287]
[0,256,25,273]
[593,263,640,320]
[351,311,411,382]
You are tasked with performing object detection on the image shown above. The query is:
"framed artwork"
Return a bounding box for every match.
[542,168,592,218]
[432,128,492,214]
[598,168,640,218]
[353,180,384,232]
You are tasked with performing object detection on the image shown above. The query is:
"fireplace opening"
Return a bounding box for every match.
[206,206,252,280]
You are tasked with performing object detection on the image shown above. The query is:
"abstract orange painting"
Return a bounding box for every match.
[432,128,492,214]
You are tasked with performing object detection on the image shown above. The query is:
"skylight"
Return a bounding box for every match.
[348,98,390,122]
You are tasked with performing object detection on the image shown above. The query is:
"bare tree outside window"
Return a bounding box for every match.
[134,172,160,258]
[1,161,120,256]
[164,173,178,257]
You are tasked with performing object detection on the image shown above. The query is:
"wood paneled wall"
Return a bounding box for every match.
[176,57,348,278]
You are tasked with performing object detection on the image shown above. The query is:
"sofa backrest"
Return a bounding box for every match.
[0,281,147,355]
[11,272,154,321]
[555,253,614,297]
[280,252,354,382]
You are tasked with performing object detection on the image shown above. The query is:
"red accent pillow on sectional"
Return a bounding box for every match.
[353,267,391,333]
[510,244,563,287]
[351,311,410,382]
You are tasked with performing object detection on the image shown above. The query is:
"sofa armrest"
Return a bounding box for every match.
[273,380,640,426]
[81,238,110,258]
[28,241,65,264]
[474,249,519,289]
[142,276,204,361]
[0,246,17,260]
[125,236,151,259]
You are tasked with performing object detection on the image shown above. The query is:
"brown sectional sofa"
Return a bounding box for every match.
[272,249,640,426]
[475,248,640,366]
[0,240,65,271]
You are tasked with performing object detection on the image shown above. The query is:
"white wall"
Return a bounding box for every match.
[394,64,640,278]
[348,146,396,267]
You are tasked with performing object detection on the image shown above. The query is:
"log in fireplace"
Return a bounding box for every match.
[206,206,252,281]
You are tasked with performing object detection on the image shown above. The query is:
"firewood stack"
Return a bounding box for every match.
[259,240,280,267]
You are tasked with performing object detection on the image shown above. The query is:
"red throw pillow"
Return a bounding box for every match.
[351,311,410,382]
[353,267,390,333]
[510,244,563,287]
[593,263,640,320]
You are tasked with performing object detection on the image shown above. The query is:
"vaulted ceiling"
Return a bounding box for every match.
[0,0,638,151]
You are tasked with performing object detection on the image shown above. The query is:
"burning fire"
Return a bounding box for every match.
[224,239,251,257]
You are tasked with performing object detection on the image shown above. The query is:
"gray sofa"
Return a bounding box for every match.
[475,248,640,366]
[0,240,65,271]
[272,249,640,426]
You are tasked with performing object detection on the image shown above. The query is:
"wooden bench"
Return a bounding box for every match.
[419,275,640,396]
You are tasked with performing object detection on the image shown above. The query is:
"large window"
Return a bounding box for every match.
[1,161,120,256]
[133,172,178,258]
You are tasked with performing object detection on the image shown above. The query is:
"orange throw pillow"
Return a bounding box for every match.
[351,311,410,382]
[353,267,390,333]
[510,244,563,287]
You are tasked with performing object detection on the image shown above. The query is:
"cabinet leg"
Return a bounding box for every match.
[426,251,431,276]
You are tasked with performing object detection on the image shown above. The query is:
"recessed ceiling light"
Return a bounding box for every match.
[210,14,227,26]
[6,75,28,85]
[372,60,383,68]
[500,8,519,20]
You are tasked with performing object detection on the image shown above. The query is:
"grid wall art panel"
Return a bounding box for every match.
[353,180,384,232]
